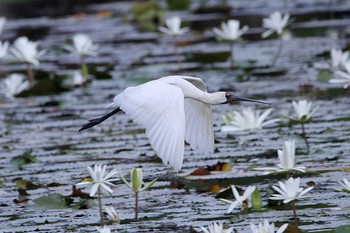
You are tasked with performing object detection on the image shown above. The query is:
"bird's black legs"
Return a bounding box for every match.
[79,108,121,132]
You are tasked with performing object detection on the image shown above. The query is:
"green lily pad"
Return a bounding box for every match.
[335,225,350,233]
[186,51,230,63]
[317,69,332,82]
[166,0,190,10]
[11,151,37,170]
[34,193,73,209]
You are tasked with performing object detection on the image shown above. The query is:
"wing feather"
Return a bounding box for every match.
[113,81,185,171]
[160,76,215,155]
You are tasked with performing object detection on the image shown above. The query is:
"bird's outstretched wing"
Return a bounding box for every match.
[182,76,214,154]
[113,81,185,171]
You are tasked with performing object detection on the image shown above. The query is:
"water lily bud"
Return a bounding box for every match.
[251,187,262,211]
[131,168,143,193]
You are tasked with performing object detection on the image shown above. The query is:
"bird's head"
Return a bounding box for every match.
[224,93,271,105]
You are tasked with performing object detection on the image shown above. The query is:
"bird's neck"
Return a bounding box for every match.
[187,91,226,105]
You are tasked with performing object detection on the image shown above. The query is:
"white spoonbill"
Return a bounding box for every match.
[79,76,270,171]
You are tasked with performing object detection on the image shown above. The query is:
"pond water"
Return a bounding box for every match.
[1,0,350,232]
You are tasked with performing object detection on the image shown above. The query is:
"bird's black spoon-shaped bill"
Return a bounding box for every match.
[234,96,271,105]
[226,93,271,105]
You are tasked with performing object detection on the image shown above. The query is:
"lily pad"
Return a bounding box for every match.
[11,151,37,170]
[186,51,230,63]
[166,0,190,10]
[317,69,332,82]
[335,225,350,233]
[34,193,73,209]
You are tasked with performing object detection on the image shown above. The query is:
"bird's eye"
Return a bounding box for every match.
[225,93,232,98]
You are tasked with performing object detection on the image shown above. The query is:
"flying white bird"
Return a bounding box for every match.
[79,76,270,171]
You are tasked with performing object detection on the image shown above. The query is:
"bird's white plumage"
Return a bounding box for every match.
[111,76,216,171]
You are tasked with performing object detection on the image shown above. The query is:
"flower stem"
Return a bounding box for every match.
[173,35,181,67]
[229,41,234,68]
[291,201,299,227]
[27,63,35,84]
[300,122,309,150]
[272,37,283,66]
[135,191,139,221]
[97,186,104,226]
[81,63,88,81]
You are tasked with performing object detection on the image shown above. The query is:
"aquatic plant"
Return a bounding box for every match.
[329,61,350,88]
[64,33,98,81]
[96,226,111,233]
[255,140,306,176]
[250,219,288,233]
[1,73,30,99]
[330,48,349,70]
[220,185,256,214]
[336,178,350,193]
[76,164,119,225]
[0,17,6,35]
[0,41,8,60]
[262,11,291,66]
[120,168,157,221]
[10,37,45,84]
[158,16,189,36]
[158,16,189,64]
[105,206,120,224]
[72,70,85,86]
[284,100,319,149]
[269,177,313,227]
[213,19,248,67]
[199,222,234,233]
[221,108,279,132]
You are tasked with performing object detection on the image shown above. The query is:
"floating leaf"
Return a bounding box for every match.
[15,178,44,190]
[130,1,163,31]
[186,51,230,64]
[166,0,190,10]
[190,167,210,176]
[317,69,332,82]
[213,162,232,172]
[251,187,262,211]
[11,151,37,170]
[335,225,350,233]
[69,185,90,199]
[34,193,73,209]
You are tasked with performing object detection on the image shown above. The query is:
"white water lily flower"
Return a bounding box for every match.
[65,33,98,57]
[1,73,29,98]
[330,61,350,88]
[221,185,256,212]
[290,100,318,122]
[73,70,84,85]
[10,37,45,66]
[0,41,9,60]
[96,226,111,233]
[337,178,350,193]
[221,108,280,132]
[269,177,313,203]
[0,17,6,35]
[200,222,234,233]
[76,164,119,197]
[158,16,189,36]
[250,220,288,233]
[331,48,349,69]
[262,11,290,38]
[105,206,120,224]
[213,19,249,41]
[255,140,306,174]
